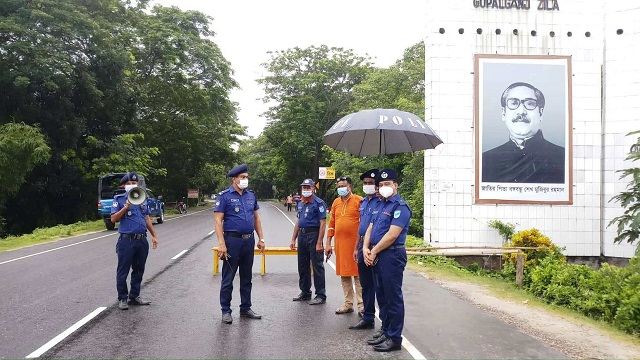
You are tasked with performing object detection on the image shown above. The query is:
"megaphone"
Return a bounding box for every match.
[127,186,147,205]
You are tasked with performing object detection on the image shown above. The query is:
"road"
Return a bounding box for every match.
[0,202,566,359]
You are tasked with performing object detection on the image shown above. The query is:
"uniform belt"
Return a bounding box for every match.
[387,244,405,250]
[299,227,320,234]
[224,232,254,239]
[370,244,405,250]
[121,233,146,240]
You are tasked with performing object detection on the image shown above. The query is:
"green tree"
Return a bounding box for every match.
[258,45,372,198]
[0,123,51,198]
[128,5,243,201]
[608,131,640,254]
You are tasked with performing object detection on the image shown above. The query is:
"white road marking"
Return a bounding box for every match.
[171,249,188,260]
[1,207,214,266]
[0,233,115,266]
[269,202,426,359]
[25,307,107,358]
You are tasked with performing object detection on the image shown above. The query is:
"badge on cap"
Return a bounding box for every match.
[371,172,375,177]
[132,175,137,181]
[394,210,401,219]
[381,172,388,179]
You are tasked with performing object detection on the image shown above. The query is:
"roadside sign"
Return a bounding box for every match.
[187,189,199,199]
[319,167,336,180]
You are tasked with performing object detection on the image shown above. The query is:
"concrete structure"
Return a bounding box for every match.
[424,0,638,258]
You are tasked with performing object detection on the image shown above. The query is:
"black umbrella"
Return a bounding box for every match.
[323,109,443,158]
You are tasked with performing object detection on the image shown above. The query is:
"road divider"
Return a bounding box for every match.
[171,249,188,260]
[25,307,106,359]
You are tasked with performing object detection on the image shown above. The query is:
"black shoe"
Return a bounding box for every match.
[292,293,312,301]
[240,309,262,319]
[373,338,401,352]
[221,313,232,324]
[371,328,384,339]
[349,319,375,330]
[118,299,129,310]
[367,334,387,346]
[309,297,326,305]
[128,296,151,305]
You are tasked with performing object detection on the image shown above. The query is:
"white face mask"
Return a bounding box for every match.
[301,190,313,198]
[362,185,376,195]
[379,185,394,199]
[238,179,249,189]
[124,184,137,192]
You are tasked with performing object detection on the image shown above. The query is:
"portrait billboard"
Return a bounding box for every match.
[474,54,573,204]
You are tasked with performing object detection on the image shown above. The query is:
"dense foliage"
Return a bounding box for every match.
[608,131,640,253]
[0,0,242,235]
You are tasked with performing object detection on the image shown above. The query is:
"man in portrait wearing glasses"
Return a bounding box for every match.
[482,82,565,183]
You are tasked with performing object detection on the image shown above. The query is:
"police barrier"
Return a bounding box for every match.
[212,246,297,276]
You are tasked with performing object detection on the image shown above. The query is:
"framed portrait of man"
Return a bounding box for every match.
[474,54,573,204]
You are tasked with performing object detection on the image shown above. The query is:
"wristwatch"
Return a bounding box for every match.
[259,239,265,243]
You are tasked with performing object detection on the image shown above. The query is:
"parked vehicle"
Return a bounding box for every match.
[97,173,165,230]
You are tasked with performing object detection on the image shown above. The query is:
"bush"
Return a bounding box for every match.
[487,220,517,244]
[504,228,565,268]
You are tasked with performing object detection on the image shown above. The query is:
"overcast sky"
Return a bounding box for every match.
[151,0,426,137]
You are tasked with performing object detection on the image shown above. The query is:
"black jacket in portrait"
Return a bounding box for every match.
[482,130,565,183]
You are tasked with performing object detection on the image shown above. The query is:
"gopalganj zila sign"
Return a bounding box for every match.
[473,0,559,11]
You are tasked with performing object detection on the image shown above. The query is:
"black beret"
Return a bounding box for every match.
[120,171,140,185]
[376,169,398,185]
[360,168,378,181]
[227,164,248,177]
[300,178,315,187]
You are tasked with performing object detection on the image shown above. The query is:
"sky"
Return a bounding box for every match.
[151,0,426,137]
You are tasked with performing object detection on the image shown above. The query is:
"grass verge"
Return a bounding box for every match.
[0,220,106,252]
[0,202,215,253]
[407,257,640,347]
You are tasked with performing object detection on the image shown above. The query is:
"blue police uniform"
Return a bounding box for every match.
[111,172,151,302]
[370,171,411,347]
[214,164,260,315]
[357,194,381,325]
[296,180,327,300]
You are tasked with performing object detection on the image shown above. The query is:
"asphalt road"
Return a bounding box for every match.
[0,202,566,359]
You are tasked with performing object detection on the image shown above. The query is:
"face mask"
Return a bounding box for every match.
[238,179,249,189]
[301,190,313,198]
[337,187,348,197]
[379,186,394,199]
[124,184,137,192]
[362,185,376,195]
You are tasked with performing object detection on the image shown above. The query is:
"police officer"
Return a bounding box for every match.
[290,178,327,305]
[363,169,411,352]
[349,169,380,331]
[110,171,159,310]
[214,164,266,324]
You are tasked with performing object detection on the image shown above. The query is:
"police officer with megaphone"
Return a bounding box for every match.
[110,171,159,310]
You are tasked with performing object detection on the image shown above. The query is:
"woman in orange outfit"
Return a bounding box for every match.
[326,176,363,314]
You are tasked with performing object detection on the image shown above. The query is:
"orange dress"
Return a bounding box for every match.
[327,194,363,276]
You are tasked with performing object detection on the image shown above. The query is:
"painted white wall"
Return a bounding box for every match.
[424,0,637,258]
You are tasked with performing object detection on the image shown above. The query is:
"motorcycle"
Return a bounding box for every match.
[176,198,187,214]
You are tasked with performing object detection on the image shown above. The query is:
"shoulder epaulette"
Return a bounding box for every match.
[398,199,407,206]
[218,189,230,195]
